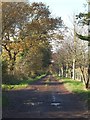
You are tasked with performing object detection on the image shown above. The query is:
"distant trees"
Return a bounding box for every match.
[2,2,63,79]
[51,1,89,88]
[17,40,51,77]
[52,31,88,85]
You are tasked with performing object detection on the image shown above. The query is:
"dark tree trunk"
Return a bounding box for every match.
[80,66,86,84]
[86,64,90,88]
[3,44,18,72]
[10,52,17,71]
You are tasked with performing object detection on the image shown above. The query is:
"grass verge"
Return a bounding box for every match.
[62,78,90,109]
[2,74,46,91]
[54,75,90,110]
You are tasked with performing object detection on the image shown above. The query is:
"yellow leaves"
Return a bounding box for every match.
[24,37,31,48]
[2,49,9,60]
[3,41,23,53]
[9,43,15,50]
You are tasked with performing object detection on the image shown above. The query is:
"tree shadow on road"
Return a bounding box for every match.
[2,87,88,118]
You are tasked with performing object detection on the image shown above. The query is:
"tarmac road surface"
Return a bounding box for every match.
[2,75,88,118]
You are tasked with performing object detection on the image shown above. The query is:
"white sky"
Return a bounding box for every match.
[29,0,88,28]
[29,0,88,52]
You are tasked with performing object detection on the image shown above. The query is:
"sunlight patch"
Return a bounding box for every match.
[24,102,43,106]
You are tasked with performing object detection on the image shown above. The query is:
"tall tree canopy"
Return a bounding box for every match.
[2,2,63,77]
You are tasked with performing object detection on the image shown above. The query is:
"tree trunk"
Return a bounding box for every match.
[86,77,89,88]
[86,42,90,88]
[10,52,17,70]
[86,3,90,88]
[62,64,66,77]
[3,44,12,60]
[80,66,86,85]
[72,59,75,80]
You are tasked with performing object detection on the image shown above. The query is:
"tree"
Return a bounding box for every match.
[2,2,63,77]
[18,40,51,77]
[52,29,88,83]
[2,2,32,72]
[75,1,90,88]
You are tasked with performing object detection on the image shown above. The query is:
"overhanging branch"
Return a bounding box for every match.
[76,32,90,42]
